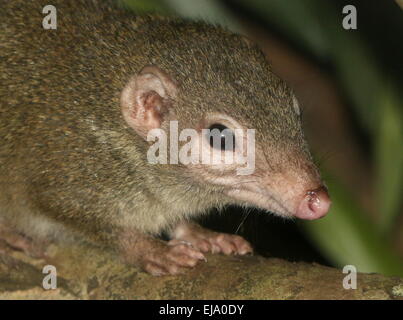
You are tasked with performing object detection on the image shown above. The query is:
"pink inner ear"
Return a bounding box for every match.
[140,90,166,129]
[121,67,177,137]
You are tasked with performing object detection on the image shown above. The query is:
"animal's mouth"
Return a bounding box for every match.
[224,186,295,218]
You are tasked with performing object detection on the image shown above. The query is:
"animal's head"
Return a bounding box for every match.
[120,21,331,220]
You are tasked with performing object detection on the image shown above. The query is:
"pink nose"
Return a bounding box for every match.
[295,186,331,220]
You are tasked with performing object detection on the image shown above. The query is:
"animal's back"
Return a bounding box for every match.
[0,0,144,239]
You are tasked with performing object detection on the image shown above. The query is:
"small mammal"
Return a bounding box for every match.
[0,0,331,275]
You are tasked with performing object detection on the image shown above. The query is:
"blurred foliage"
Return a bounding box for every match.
[376,86,403,235]
[124,0,403,276]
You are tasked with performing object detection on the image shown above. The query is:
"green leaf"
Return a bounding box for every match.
[376,86,403,235]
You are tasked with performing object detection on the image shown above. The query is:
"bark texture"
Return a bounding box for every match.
[0,243,402,300]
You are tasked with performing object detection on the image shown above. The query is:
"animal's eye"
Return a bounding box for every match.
[208,123,235,151]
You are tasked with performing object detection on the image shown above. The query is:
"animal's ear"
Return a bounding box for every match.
[121,65,178,138]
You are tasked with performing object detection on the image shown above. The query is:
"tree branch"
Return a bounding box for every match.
[0,243,402,299]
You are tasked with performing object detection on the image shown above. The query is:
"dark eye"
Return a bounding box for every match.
[208,123,235,151]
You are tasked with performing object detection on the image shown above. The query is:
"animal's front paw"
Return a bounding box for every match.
[0,224,48,259]
[171,222,253,256]
[138,241,206,276]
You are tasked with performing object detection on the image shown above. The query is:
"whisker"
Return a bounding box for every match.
[235,207,252,234]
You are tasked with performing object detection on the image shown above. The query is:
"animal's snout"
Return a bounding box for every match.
[295,186,331,220]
